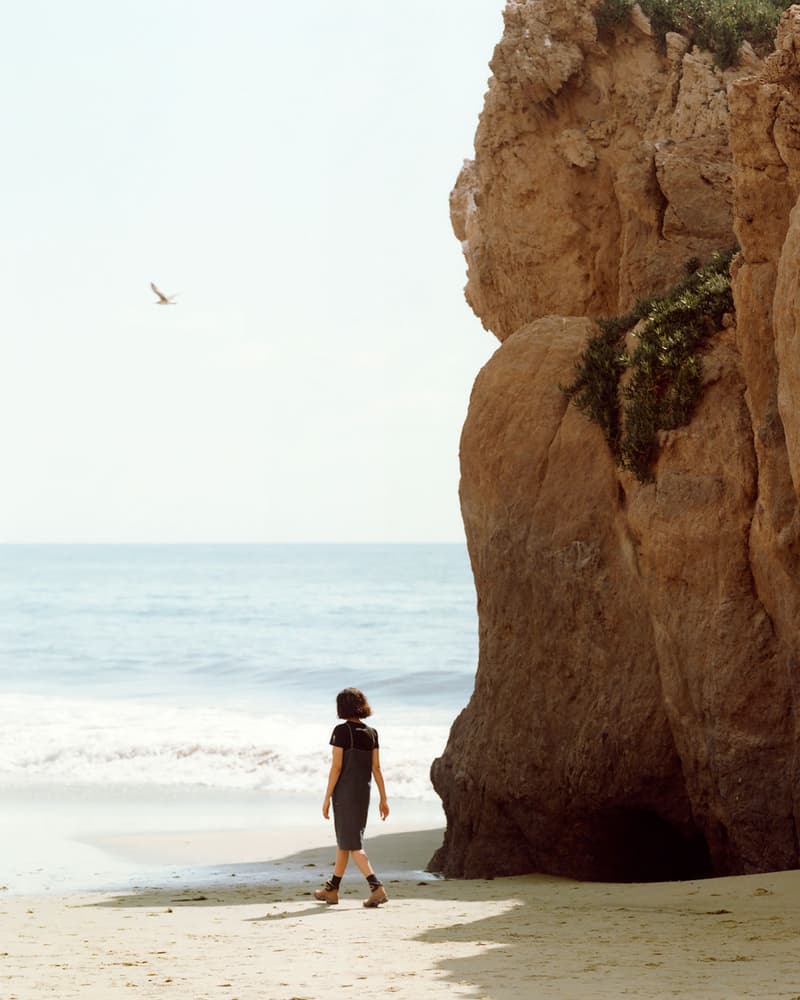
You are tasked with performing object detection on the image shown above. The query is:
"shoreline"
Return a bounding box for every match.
[83,822,446,897]
[0,784,444,896]
[3,826,800,998]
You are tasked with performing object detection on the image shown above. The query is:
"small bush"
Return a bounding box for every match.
[639,0,685,46]
[595,0,635,30]
[561,249,736,482]
[593,0,790,68]
[558,323,629,451]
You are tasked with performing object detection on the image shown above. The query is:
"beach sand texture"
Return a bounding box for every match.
[3,828,800,999]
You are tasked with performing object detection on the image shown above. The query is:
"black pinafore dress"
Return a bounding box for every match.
[332,722,376,850]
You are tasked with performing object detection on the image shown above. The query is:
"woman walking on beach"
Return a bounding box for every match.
[314,687,390,907]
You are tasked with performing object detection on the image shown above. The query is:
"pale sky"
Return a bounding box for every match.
[1,1,503,543]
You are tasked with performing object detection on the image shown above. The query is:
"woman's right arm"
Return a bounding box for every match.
[322,745,343,819]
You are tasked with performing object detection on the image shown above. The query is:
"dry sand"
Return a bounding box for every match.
[3,827,800,999]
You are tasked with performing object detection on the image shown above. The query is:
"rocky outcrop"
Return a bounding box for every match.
[453,0,750,340]
[432,1,800,880]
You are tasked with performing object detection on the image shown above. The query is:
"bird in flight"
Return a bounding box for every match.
[150,281,178,305]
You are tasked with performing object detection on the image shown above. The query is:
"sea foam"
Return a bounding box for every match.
[0,691,452,801]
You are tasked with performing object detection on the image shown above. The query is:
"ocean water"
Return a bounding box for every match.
[0,544,477,798]
[0,545,476,890]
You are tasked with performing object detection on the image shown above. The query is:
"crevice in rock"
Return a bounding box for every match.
[654,161,669,239]
[788,719,800,866]
[587,807,712,881]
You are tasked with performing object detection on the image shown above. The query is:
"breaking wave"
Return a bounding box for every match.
[0,692,449,800]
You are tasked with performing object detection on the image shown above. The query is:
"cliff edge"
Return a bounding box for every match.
[431,0,800,880]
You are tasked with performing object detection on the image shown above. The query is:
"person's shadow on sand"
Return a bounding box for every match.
[246,905,337,921]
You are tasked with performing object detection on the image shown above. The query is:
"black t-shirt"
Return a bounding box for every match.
[330,720,379,752]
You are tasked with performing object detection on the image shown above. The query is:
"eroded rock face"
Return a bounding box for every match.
[453,0,751,340]
[433,2,800,880]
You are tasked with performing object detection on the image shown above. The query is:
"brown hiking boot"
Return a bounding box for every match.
[313,881,339,905]
[362,883,388,908]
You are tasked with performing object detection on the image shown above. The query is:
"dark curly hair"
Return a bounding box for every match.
[336,687,372,719]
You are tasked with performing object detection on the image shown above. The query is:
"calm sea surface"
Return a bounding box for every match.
[0,544,477,802]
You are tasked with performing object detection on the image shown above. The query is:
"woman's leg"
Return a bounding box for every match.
[350,850,389,907]
[314,847,350,904]
[349,849,374,877]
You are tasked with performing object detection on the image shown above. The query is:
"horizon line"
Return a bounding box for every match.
[0,539,468,546]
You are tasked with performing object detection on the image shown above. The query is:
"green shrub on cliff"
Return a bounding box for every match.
[594,0,789,68]
[561,248,736,482]
[595,0,636,29]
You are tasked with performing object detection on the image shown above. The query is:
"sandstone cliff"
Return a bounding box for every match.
[432,0,800,880]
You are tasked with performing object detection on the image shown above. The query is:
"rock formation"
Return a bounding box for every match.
[452,0,749,339]
[431,0,800,880]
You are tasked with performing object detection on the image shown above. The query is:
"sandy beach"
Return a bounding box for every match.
[3,826,800,1000]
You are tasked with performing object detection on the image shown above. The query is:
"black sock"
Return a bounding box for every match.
[329,874,342,889]
[366,874,381,889]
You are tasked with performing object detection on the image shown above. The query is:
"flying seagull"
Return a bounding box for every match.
[150,281,178,305]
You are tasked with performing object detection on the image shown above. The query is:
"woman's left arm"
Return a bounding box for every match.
[322,746,343,819]
[372,748,390,821]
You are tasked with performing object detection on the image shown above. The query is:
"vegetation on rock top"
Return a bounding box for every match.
[561,249,736,482]
[595,0,790,68]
